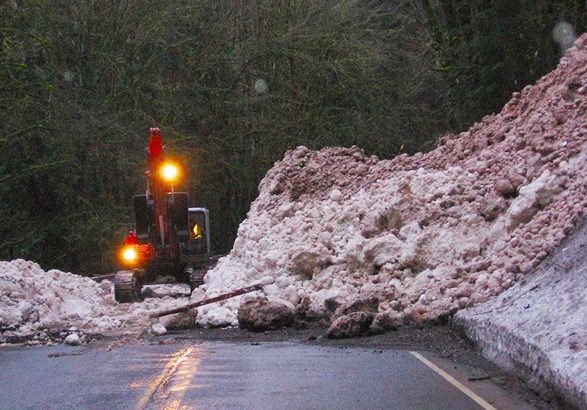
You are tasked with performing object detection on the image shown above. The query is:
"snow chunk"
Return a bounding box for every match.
[505,170,562,231]
[197,305,237,328]
[151,323,167,336]
[64,333,80,346]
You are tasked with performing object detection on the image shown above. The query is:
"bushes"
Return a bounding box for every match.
[421,0,587,129]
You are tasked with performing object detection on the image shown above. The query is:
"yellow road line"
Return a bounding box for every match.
[410,351,497,410]
[162,350,202,410]
[136,347,194,410]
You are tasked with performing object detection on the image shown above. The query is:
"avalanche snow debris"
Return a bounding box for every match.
[0,260,117,336]
[1,36,586,383]
[150,323,167,336]
[198,33,587,328]
[0,260,197,340]
[64,333,81,346]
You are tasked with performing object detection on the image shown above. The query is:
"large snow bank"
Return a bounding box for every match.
[198,34,587,327]
[0,260,119,335]
[455,217,587,409]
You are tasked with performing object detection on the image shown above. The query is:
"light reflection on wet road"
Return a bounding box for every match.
[0,341,532,409]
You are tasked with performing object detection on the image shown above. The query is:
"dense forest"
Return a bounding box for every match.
[1,0,585,274]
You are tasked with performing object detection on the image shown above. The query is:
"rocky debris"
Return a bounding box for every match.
[158,309,198,331]
[238,297,294,331]
[1,326,98,346]
[197,34,587,328]
[326,296,380,339]
[326,312,373,339]
[332,296,379,320]
[369,311,404,334]
[151,323,167,336]
[323,296,344,315]
[63,333,80,346]
[295,295,329,321]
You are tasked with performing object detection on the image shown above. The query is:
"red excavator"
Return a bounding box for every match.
[113,128,211,302]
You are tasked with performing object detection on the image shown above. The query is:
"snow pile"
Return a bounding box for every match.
[198,34,587,327]
[0,259,120,336]
[0,260,198,341]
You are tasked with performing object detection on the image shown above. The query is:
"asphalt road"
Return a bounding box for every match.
[0,341,534,410]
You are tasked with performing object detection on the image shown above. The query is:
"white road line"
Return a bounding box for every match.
[410,351,497,410]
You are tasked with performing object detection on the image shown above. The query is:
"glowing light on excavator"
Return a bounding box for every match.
[121,247,138,263]
[192,223,202,239]
[160,162,180,182]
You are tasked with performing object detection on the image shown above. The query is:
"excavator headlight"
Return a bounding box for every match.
[160,162,179,182]
[121,247,138,263]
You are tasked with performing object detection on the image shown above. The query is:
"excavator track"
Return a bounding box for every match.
[113,270,142,303]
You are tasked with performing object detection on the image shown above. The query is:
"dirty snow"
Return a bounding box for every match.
[198,34,587,327]
[0,259,195,341]
[455,216,587,409]
[142,283,191,299]
[0,259,119,336]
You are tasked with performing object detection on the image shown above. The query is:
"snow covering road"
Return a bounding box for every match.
[0,341,533,410]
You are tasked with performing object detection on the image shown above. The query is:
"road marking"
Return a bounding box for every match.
[136,347,194,410]
[410,351,497,410]
[162,348,202,410]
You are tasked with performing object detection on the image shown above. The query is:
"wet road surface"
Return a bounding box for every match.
[0,341,534,409]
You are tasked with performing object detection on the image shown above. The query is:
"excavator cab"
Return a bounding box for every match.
[180,208,211,289]
[181,208,211,263]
